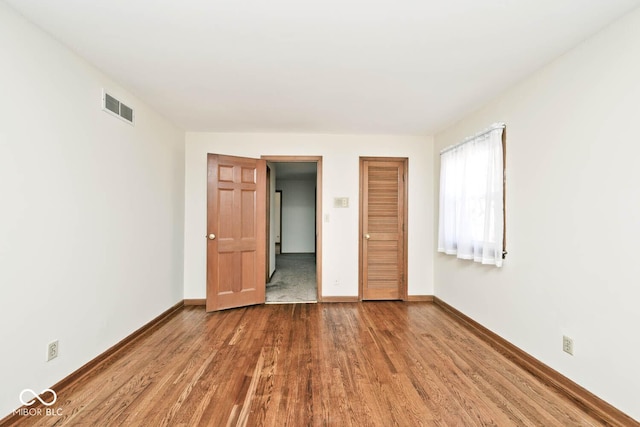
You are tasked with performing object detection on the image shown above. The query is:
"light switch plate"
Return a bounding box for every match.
[334,197,349,208]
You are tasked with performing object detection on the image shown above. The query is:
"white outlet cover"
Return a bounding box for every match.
[47,340,59,361]
[562,336,574,355]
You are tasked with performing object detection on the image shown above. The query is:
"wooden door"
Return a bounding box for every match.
[207,154,267,311]
[360,158,407,300]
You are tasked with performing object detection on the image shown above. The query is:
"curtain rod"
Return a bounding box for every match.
[440,122,505,155]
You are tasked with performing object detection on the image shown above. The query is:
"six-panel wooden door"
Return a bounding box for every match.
[206,154,267,311]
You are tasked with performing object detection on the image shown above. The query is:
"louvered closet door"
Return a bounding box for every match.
[361,158,407,300]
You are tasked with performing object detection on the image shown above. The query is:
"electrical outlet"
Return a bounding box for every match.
[562,335,574,355]
[47,340,59,361]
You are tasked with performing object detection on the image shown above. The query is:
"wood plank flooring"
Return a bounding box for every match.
[9,303,611,426]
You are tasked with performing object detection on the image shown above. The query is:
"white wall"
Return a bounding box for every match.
[433,7,640,421]
[278,179,316,253]
[184,133,434,298]
[0,3,185,418]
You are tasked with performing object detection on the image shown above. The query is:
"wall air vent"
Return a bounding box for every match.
[102,90,135,125]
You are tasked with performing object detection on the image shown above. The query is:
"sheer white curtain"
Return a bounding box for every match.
[438,124,504,267]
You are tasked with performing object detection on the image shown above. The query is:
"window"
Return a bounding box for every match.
[437,123,505,267]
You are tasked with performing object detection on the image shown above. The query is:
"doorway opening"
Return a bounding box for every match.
[263,157,322,303]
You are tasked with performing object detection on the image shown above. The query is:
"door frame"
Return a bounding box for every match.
[275,190,282,251]
[265,165,271,283]
[358,157,408,301]
[262,155,323,302]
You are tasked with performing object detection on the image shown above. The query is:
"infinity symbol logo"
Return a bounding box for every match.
[19,389,57,406]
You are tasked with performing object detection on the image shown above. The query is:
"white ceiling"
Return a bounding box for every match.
[5,0,640,134]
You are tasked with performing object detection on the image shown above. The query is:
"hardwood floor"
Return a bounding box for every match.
[9,303,613,426]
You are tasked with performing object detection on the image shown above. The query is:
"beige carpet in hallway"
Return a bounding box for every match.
[266,253,317,303]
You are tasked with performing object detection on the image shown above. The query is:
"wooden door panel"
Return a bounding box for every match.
[241,190,256,237]
[361,159,407,300]
[241,167,256,183]
[241,252,256,290]
[219,165,234,182]
[207,154,266,311]
[218,189,234,239]
[218,253,239,293]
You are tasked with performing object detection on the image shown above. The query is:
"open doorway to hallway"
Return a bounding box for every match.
[265,160,319,303]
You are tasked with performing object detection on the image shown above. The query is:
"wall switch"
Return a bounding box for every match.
[562,335,574,355]
[47,340,59,361]
[333,197,349,208]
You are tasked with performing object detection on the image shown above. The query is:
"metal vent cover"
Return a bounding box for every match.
[102,90,135,125]
[119,103,133,122]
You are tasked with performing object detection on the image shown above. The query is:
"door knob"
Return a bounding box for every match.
[365,234,370,239]
[208,233,216,240]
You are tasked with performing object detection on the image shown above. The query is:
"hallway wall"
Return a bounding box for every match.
[278,179,316,253]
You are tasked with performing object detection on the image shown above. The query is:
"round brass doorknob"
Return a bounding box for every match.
[208,233,216,240]
[365,234,370,239]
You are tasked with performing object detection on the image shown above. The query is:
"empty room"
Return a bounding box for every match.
[1,0,639,425]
